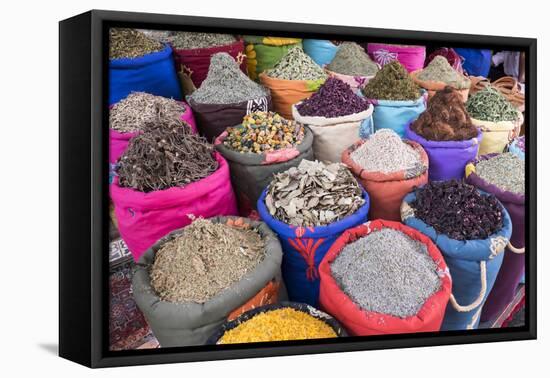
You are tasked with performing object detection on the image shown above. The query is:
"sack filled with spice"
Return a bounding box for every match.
[325,42,379,93]
[244,36,302,81]
[257,160,370,306]
[109,28,182,105]
[341,129,428,221]
[401,180,512,331]
[508,135,525,160]
[110,120,238,259]
[406,87,482,181]
[260,47,327,120]
[132,216,284,347]
[215,111,314,215]
[168,32,247,92]
[426,47,464,74]
[464,153,525,322]
[466,86,523,155]
[303,39,339,67]
[292,77,374,162]
[187,52,272,142]
[367,43,426,73]
[207,302,346,344]
[411,56,471,101]
[319,220,452,335]
[109,92,197,163]
[362,60,427,137]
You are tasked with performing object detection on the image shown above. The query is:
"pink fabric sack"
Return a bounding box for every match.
[110,152,238,260]
[367,43,426,73]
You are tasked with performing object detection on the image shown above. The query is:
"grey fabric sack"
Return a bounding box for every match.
[215,126,314,214]
[132,216,284,347]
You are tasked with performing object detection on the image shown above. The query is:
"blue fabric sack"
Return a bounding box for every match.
[454,48,492,77]
[303,39,339,67]
[109,44,182,105]
[257,189,370,307]
[508,138,525,160]
[367,91,427,137]
[401,190,512,331]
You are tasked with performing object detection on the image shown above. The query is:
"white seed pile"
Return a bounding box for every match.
[330,228,441,318]
[350,129,423,174]
[476,152,524,194]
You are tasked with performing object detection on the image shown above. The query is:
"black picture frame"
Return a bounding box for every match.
[59,9,537,368]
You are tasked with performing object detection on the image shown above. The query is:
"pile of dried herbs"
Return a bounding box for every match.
[411,86,478,141]
[476,153,524,194]
[362,60,421,101]
[265,160,364,227]
[218,308,337,344]
[150,218,266,303]
[326,42,379,77]
[167,32,236,49]
[224,111,305,153]
[295,77,370,118]
[417,56,470,89]
[109,92,188,133]
[109,28,163,60]
[331,228,440,318]
[410,180,503,240]
[189,53,268,104]
[267,47,327,81]
[117,119,218,192]
[466,86,520,122]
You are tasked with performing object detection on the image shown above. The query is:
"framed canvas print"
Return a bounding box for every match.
[59,9,536,368]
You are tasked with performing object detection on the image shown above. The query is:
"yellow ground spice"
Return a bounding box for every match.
[218,308,337,344]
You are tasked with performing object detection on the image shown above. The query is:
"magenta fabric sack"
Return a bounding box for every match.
[108,101,197,164]
[465,153,525,322]
[110,152,238,260]
[405,123,482,181]
[367,43,426,73]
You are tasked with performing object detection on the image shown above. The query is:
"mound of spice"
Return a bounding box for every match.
[167,32,236,49]
[218,307,337,344]
[265,160,364,227]
[295,77,370,118]
[189,53,268,104]
[410,180,503,240]
[350,129,423,174]
[475,153,524,194]
[267,47,327,81]
[466,86,520,122]
[326,42,379,77]
[109,28,163,60]
[331,228,440,318]
[411,86,478,141]
[224,111,305,153]
[117,119,218,192]
[363,60,421,101]
[109,92,188,133]
[150,218,265,303]
[417,56,470,89]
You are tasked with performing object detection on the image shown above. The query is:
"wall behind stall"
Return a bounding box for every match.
[0,0,546,376]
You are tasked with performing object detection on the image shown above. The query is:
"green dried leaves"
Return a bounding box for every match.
[417,56,470,89]
[267,47,327,81]
[466,86,520,122]
[363,60,421,101]
[327,42,379,77]
[109,28,163,60]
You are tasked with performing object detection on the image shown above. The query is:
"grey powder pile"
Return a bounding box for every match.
[110,92,187,133]
[350,129,423,174]
[168,32,236,49]
[476,153,524,194]
[331,228,441,318]
[190,52,268,104]
[267,47,327,81]
[326,42,379,77]
[417,56,470,89]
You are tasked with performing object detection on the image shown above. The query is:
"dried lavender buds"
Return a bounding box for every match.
[363,60,421,101]
[109,92,187,133]
[265,160,364,227]
[267,47,327,81]
[109,28,163,60]
[224,111,305,153]
[167,32,236,49]
[466,86,520,122]
[331,228,440,318]
[326,42,379,77]
[475,153,524,195]
[117,119,218,192]
[150,218,265,303]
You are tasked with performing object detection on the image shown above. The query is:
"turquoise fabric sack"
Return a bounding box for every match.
[367,91,427,137]
[303,39,339,67]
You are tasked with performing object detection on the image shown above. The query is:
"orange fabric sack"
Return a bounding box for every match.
[411,70,470,102]
[341,139,428,221]
[259,73,324,119]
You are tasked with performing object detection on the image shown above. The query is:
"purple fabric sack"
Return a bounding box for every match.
[465,153,525,322]
[405,124,482,181]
